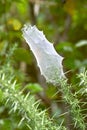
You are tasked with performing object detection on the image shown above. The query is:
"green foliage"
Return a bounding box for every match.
[0,48,87,129]
[14,48,32,64]
[60,79,86,130]
[0,65,66,130]
[25,83,43,93]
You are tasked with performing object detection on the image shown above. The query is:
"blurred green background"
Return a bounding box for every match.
[0,0,87,130]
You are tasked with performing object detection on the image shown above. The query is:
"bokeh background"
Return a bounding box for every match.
[0,0,87,130]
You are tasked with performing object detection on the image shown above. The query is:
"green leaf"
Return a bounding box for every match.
[76,40,87,47]
[56,42,74,53]
[14,48,32,64]
[46,86,57,99]
[0,119,12,130]
[0,41,8,55]
[0,89,3,102]
[25,83,43,93]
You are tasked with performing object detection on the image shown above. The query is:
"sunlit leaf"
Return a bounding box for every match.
[76,40,87,48]
[8,18,22,30]
[25,83,43,93]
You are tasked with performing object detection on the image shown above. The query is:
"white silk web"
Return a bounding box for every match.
[22,25,65,85]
